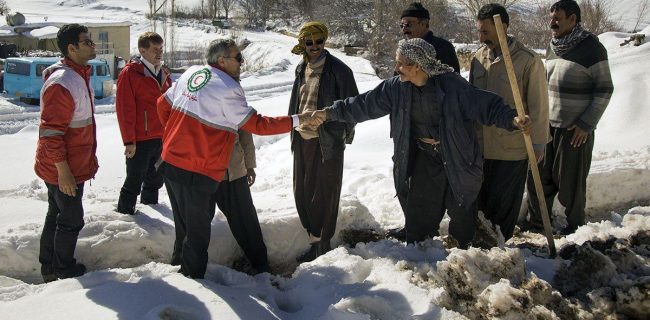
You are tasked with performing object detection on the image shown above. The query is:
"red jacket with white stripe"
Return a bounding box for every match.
[116,57,171,145]
[34,58,98,185]
[157,65,293,182]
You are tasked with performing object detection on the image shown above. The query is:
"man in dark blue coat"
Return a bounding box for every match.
[313,38,531,248]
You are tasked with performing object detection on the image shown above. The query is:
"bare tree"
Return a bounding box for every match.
[222,0,236,19]
[208,0,222,18]
[453,0,521,18]
[580,0,619,34]
[633,0,649,32]
[0,0,10,15]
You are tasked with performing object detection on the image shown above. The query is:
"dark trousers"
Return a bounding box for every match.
[118,139,164,213]
[527,127,594,230]
[213,176,268,270]
[39,182,85,270]
[404,146,477,248]
[478,159,528,240]
[165,163,219,279]
[293,136,344,246]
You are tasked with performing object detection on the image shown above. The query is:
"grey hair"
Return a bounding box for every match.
[206,39,237,64]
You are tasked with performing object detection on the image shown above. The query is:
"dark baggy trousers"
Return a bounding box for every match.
[527,127,594,230]
[404,145,477,248]
[213,176,269,270]
[39,182,85,270]
[478,159,528,240]
[293,136,344,247]
[117,139,164,213]
[165,163,219,279]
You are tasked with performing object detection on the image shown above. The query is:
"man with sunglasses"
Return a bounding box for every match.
[399,2,460,73]
[288,21,359,262]
[35,24,97,282]
[115,32,171,215]
[158,39,320,279]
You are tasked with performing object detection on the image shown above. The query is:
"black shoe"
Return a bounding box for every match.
[56,263,86,279]
[116,205,135,215]
[140,199,158,205]
[41,264,57,283]
[559,226,577,236]
[318,240,332,255]
[386,227,407,241]
[252,263,271,275]
[519,221,545,234]
[297,242,320,263]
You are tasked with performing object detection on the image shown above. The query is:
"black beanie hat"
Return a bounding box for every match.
[401,2,430,19]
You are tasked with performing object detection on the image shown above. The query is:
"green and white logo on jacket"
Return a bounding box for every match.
[187,68,211,92]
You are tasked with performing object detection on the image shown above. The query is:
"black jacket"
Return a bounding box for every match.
[423,31,460,73]
[289,50,359,160]
[325,73,517,208]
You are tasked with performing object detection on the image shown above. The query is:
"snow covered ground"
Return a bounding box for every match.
[0,1,649,319]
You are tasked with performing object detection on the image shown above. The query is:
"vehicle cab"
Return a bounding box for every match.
[3,57,114,104]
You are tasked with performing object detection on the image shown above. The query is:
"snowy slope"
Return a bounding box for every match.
[0,1,649,319]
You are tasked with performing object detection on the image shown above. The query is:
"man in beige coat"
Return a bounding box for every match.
[215,130,270,273]
[469,4,549,240]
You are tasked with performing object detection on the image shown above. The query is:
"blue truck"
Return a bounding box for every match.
[3,57,114,104]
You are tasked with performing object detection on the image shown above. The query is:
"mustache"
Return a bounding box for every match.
[550,24,559,30]
[483,40,494,46]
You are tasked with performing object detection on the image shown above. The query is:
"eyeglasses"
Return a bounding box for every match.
[399,23,413,29]
[224,53,244,64]
[304,39,325,46]
[77,39,95,47]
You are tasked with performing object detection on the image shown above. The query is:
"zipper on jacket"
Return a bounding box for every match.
[144,110,148,135]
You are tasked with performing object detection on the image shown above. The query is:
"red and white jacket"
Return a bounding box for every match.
[116,57,171,145]
[158,65,296,182]
[35,58,98,185]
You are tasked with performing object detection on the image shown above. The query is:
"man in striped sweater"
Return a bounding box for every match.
[524,0,613,235]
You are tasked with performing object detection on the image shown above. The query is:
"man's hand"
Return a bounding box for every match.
[513,115,532,135]
[568,125,590,148]
[297,110,325,128]
[55,161,77,197]
[124,144,136,158]
[247,168,256,187]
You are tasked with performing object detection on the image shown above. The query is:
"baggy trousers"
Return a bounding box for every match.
[165,163,219,279]
[527,127,594,230]
[117,139,164,213]
[478,159,528,240]
[404,146,477,248]
[213,176,269,270]
[293,136,344,247]
[39,182,85,270]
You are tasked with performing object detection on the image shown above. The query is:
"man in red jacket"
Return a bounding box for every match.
[116,32,172,215]
[35,24,98,282]
[158,39,320,279]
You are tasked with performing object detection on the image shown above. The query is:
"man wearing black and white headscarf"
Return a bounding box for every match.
[312,38,532,248]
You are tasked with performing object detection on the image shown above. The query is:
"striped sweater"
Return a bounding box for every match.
[546,34,614,132]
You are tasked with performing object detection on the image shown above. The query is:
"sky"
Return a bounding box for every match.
[0,1,649,319]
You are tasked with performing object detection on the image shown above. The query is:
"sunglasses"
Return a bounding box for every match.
[224,53,244,64]
[304,39,325,46]
[77,39,95,47]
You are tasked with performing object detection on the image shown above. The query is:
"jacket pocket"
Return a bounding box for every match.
[67,144,95,178]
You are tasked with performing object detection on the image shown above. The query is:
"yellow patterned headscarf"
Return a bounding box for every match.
[291,21,329,55]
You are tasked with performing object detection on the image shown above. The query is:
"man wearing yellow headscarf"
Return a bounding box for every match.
[288,21,358,263]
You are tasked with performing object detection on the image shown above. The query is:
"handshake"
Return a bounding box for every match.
[296,110,327,131]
